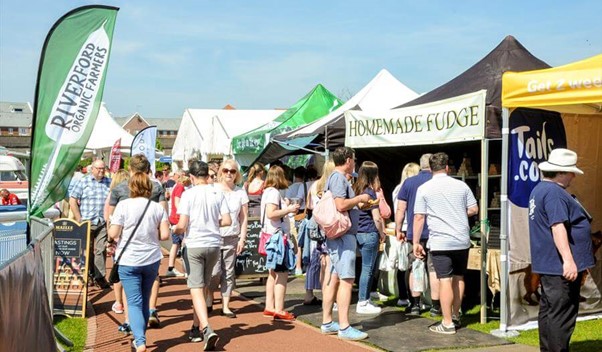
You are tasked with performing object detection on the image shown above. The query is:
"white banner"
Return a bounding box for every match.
[131,125,157,175]
[345,90,487,148]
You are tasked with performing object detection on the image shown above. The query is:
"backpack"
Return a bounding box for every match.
[312,190,351,239]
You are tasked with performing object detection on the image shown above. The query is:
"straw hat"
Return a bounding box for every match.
[538,148,583,175]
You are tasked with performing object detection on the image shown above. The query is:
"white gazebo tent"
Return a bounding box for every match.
[84,102,134,156]
[171,108,282,168]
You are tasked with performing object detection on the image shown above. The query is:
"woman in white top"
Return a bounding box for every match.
[261,165,299,321]
[210,159,249,318]
[108,172,170,352]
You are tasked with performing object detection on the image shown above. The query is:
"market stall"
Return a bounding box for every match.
[345,36,555,323]
[255,69,418,165]
[499,53,602,331]
[232,84,343,167]
[171,108,281,168]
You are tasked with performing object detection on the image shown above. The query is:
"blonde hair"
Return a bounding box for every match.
[399,162,420,185]
[247,162,266,183]
[110,169,129,190]
[315,159,336,193]
[218,159,242,184]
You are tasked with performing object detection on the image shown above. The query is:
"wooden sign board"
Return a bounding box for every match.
[52,218,91,317]
[235,217,268,279]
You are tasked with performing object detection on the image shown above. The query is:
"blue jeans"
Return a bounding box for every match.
[356,232,380,301]
[119,260,160,347]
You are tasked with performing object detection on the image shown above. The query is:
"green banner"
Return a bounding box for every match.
[29,6,119,218]
[232,84,343,156]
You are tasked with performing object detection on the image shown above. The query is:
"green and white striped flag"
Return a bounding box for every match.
[29,6,119,218]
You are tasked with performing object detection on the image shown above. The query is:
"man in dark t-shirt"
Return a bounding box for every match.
[528,148,594,351]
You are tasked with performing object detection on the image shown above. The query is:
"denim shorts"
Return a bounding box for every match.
[326,233,357,279]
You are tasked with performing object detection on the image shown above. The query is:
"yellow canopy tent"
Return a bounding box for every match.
[494,53,602,334]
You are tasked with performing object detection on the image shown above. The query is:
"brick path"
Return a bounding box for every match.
[85,256,375,352]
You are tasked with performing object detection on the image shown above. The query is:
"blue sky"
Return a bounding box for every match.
[1,1,601,118]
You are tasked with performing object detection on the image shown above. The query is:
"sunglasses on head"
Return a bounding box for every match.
[222,168,237,174]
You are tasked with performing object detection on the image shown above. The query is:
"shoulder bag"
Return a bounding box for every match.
[313,173,351,240]
[108,199,152,284]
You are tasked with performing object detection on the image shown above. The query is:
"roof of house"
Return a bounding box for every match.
[144,118,181,131]
[0,102,33,127]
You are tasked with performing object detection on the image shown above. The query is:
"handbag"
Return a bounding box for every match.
[258,195,285,256]
[376,189,392,219]
[108,199,152,284]
[313,190,351,240]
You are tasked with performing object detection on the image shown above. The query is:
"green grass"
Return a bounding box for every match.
[416,304,602,352]
[54,316,87,352]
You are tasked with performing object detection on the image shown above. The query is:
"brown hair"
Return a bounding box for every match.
[129,172,153,198]
[129,154,151,174]
[264,165,289,190]
[352,161,380,195]
[429,152,449,172]
[247,162,266,183]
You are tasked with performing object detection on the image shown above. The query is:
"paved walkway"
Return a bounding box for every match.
[85,255,537,352]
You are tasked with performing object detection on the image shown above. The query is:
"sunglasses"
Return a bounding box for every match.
[222,168,237,174]
[209,174,217,179]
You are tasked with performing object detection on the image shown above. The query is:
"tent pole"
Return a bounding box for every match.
[480,138,489,324]
[492,107,519,337]
[324,125,329,159]
[271,139,327,156]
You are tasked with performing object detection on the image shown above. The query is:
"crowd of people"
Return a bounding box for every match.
[63,145,593,351]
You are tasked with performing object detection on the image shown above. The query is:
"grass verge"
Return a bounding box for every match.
[54,316,87,352]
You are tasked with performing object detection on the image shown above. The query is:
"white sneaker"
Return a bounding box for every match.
[396,299,409,307]
[165,268,185,277]
[356,300,382,315]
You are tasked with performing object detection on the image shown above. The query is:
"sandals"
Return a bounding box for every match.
[303,296,322,306]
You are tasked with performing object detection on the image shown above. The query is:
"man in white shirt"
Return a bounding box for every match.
[413,152,478,335]
[175,160,231,350]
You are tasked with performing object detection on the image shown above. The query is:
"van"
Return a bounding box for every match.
[0,155,28,202]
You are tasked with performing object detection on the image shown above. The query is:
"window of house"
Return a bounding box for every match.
[19,128,28,135]
[8,128,14,135]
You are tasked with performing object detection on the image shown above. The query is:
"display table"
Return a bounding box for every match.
[468,247,501,294]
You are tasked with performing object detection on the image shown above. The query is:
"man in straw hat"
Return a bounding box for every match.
[528,148,595,352]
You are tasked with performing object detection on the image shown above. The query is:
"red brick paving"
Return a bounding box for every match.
[85,256,375,352]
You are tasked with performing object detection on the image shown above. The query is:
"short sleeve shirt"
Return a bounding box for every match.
[414,174,477,251]
[528,181,594,275]
[70,175,111,224]
[169,183,185,225]
[220,186,249,237]
[178,185,230,248]
[110,179,166,206]
[260,187,290,235]
[398,170,432,240]
[357,187,379,233]
[326,171,359,235]
[112,197,168,266]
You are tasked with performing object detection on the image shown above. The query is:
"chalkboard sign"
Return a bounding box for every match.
[53,218,91,317]
[235,217,268,279]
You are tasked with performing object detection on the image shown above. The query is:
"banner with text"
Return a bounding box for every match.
[345,90,486,148]
[131,126,157,175]
[29,5,119,218]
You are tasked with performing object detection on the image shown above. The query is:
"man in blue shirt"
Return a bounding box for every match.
[395,153,441,316]
[70,159,111,288]
[529,148,594,352]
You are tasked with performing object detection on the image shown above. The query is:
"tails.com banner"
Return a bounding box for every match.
[29,6,119,218]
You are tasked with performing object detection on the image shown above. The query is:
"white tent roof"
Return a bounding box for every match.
[287,69,419,139]
[171,108,282,162]
[86,103,134,150]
